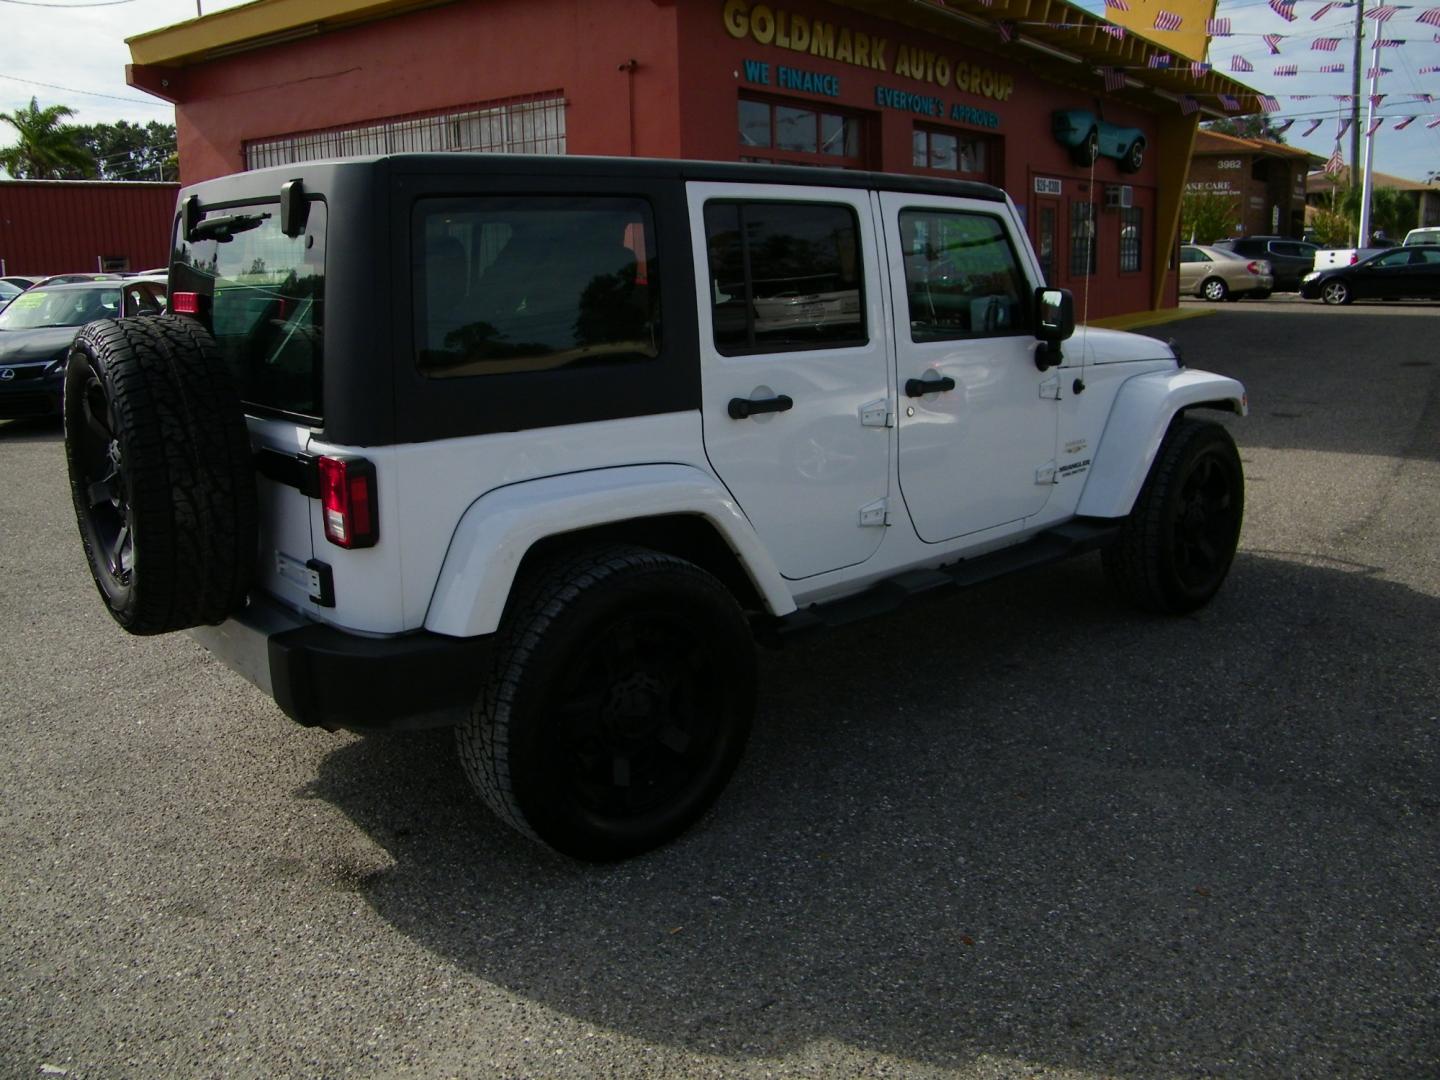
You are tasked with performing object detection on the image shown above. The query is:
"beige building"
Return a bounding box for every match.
[1185,130,1316,239]
[1304,166,1440,233]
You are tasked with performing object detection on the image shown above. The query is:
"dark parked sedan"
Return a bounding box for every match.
[0,279,167,420]
[1299,244,1440,305]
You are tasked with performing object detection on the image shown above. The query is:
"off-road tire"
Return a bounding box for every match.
[457,545,756,861]
[1201,277,1229,302]
[63,315,256,635]
[1102,418,1244,614]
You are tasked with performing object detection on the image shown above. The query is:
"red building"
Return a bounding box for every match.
[127,0,1261,319]
[0,181,178,277]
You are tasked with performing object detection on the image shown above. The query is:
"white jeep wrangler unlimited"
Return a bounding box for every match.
[63,155,1245,860]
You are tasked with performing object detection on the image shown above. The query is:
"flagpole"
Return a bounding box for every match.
[1358,60,1381,246]
[1350,0,1364,210]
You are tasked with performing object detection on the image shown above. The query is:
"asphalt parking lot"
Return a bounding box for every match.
[2,300,1437,1079]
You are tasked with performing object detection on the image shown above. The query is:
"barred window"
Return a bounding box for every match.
[244,94,566,170]
[1119,206,1143,273]
[1070,201,1096,277]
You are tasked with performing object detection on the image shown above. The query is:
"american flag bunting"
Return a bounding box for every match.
[1147,52,1173,67]
[1337,117,1352,137]
[1427,117,1440,128]
[1258,95,1282,113]
[1101,24,1127,38]
[1311,1,1339,19]
[1102,66,1127,90]
[1393,116,1416,129]
[1369,93,1386,107]
[1268,0,1297,20]
[1103,0,1129,10]
[1320,62,1346,72]
[1366,118,1383,135]
[1263,33,1284,53]
[1179,95,1200,114]
[1365,5,1398,20]
[1420,67,1440,75]
[1231,55,1254,72]
[1365,67,1392,78]
[1418,7,1440,26]
[1274,119,1295,134]
[997,20,1015,41]
[1190,61,1212,75]
[1274,63,1298,75]
[1325,146,1344,173]
[1371,39,1404,48]
[1154,10,1184,30]
[1206,17,1231,34]
[1311,38,1341,51]
[1302,118,1324,136]
[1220,94,1241,110]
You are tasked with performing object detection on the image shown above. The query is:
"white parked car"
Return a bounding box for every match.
[62,156,1247,860]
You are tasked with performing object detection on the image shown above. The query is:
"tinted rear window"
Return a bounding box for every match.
[171,201,326,421]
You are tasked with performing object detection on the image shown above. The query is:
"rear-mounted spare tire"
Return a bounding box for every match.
[63,315,257,636]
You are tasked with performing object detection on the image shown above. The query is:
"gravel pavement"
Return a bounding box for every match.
[1,299,1436,1079]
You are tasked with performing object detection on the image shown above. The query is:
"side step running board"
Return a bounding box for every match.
[769,517,1122,639]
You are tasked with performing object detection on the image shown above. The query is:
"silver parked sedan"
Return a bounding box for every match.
[1180,245,1274,301]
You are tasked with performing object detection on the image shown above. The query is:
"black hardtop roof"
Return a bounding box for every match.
[184,153,1008,205]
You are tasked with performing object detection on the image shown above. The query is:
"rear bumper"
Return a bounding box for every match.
[189,595,493,731]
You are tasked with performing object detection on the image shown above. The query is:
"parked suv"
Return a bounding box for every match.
[1213,236,1317,291]
[62,155,1247,860]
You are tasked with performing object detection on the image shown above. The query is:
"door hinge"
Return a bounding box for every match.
[1035,461,1058,485]
[1039,375,1062,401]
[859,399,894,428]
[859,498,891,527]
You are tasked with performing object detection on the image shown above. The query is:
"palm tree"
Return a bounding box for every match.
[0,98,95,179]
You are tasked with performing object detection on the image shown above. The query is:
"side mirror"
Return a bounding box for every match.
[1033,287,1074,371]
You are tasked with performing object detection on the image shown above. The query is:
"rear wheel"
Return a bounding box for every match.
[1321,279,1352,305]
[1103,419,1244,614]
[457,546,756,861]
[1120,137,1145,173]
[63,316,256,635]
[1201,277,1229,302]
[1071,128,1100,168]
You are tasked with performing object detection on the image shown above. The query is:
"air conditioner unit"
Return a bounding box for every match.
[1103,184,1133,210]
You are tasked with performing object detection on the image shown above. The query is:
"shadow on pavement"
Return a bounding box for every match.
[307,550,1438,1077]
[0,417,63,443]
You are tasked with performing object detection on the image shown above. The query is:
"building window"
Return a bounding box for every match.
[704,200,866,354]
[1070,201,1097,277]
[413,196,658,378]
[1119,206,1143,273]
[737,98,864,168]
[898,210,1027,340]
[912,128,989,179]
[244,93,566,170]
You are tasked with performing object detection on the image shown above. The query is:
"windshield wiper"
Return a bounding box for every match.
[191,212,271,243]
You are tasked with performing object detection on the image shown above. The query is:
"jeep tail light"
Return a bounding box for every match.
[170,291,203,315]
[317,456,378,549]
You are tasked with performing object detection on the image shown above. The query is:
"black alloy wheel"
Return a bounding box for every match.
[459,546,756,860]
[1103,419,1245,614]
[70,352,134,597]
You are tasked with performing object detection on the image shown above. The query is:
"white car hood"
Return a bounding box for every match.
[1069,325,1177,365]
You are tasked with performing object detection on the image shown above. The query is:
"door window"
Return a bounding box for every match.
[1070,202,1097,276]
[1119,206,1143,273]
[704,201,866,354]
[1036,203,1057,284]
[898,210,1028,341]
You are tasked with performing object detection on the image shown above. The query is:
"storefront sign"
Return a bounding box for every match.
[1216,159,1242,170]
[1034,177,1063,195]
[742,59,841,96]
[723,0,1015,102]
[874,87,1001,128]
[1186,180,1235,192]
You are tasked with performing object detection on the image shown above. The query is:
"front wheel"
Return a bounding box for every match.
[1103,419,1245,614]
[1120,138,1145,173]
[1321,279,1352,305]
[1201,277,1229,302]
[457,546,756,861]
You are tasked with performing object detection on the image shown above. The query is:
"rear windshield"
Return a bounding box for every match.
[171,201,326,420]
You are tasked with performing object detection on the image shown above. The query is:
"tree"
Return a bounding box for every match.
[1180,189,1241,244]
[1202,116,1289,145]
[0,97,94,179]
[73,120,178,181]
[1336,186,1419,243]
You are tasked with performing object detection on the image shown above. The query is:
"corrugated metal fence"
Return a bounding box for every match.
[0,182,178,277]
